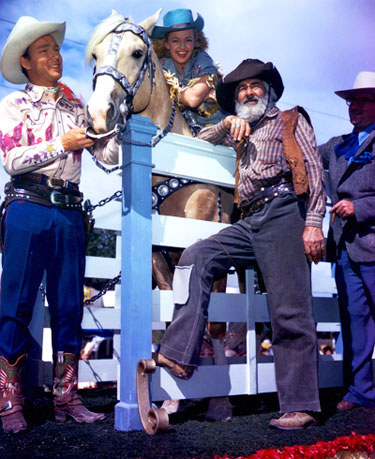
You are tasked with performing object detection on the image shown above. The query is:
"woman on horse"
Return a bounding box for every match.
[151,8,227,135]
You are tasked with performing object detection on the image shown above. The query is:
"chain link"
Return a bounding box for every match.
[83,272,122,306]
[38,190,123,305]
[119,101,176,148]
[86,189,122,213]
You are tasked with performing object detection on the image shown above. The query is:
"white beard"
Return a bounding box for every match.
[235,94,268,123]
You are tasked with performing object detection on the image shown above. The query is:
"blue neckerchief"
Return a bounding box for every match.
[335,123,375,166]
[334,132,359,159]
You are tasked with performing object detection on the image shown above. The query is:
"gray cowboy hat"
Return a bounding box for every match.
[216,59,284,115]
[0,16,66,84]
[151,8,204,39]
[335,71,375,99]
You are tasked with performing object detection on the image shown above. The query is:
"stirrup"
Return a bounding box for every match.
[136,359,169,435]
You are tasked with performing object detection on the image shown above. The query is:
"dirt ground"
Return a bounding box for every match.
[1,386,375,458]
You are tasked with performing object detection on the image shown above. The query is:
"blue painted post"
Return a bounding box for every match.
[115,115,157,431]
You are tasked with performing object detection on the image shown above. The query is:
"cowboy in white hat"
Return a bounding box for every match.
[0,17,119,433]
[319,71,375,412]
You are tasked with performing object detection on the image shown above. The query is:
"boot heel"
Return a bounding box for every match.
[55,409,67,422]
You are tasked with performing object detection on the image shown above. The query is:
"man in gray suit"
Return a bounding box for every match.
[319,71,375,411]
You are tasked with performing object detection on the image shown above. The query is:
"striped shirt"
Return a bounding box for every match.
[198,106,326,228]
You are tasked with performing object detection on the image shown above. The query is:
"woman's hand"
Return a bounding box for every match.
[179,77,213,108]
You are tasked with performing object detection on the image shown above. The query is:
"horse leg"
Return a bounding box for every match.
[152,250,181,414]
[205,277,233,421]
[152,251,173,290]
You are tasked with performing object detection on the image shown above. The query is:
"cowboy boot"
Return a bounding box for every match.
[0,354,27,433]
[53,352,105,423]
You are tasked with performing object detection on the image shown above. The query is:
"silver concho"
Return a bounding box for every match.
[158,184,169,196]
[152,192,158,207]
[169,178,179,189]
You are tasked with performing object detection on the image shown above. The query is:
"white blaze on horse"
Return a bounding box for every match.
[86,11,234,420]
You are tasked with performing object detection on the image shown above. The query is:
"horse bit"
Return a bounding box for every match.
[86,21,176,148]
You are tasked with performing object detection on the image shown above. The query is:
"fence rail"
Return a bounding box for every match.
[27,116,345,432]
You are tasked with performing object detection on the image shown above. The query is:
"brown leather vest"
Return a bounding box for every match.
[234,106,310,204]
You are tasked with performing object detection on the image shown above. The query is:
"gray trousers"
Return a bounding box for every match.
[159,193,321,413]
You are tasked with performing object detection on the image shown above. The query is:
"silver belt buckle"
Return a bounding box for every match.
[50,190,68,205]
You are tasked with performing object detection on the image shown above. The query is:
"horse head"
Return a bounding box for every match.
[86,10,161,135]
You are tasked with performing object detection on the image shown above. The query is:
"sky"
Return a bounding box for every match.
[0,0,374,200]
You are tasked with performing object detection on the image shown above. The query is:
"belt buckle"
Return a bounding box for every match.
[50,190,68,206]
[46,177,64,189]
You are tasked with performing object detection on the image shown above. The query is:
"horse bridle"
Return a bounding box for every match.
[86,21,177,173]
[87,22,156,140]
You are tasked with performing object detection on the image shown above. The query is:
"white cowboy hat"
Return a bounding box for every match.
[0,16,66,84]
[335,71,375,99]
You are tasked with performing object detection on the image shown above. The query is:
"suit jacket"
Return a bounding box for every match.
[319,128,375,263]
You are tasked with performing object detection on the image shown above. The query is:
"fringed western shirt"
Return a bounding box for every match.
[0,82,119,183]
[198,106,326,228]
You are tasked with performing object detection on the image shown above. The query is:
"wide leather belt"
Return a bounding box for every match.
[12,173,79,191]
[239,181,294,218]
[5,175,83,209]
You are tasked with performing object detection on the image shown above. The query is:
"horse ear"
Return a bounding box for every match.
[140,8,162,36]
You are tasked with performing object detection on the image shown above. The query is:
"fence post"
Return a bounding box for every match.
[115,115,157,431]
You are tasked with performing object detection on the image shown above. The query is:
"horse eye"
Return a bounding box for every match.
[92,53,97,61]
[132,50,143,59]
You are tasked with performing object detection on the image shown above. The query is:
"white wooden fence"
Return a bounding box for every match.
[32,127,345,401]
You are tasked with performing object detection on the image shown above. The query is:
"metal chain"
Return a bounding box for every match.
[89,101,176,173]
[85,308,120,362]
[39,271,122,307]
[83,272,122,306]
[85,189,122,213]
[119,102,176,148]
[38,190,123,304]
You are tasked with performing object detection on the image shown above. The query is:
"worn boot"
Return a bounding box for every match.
[0,354,27,433]
[53,352,105,423]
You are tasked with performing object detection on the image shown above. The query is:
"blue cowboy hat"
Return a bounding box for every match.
[151,8,204,39]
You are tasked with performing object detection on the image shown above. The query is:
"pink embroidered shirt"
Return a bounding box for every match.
[0,82,119,184]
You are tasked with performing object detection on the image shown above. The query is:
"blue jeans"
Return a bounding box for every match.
[160,193,321,413]
[0,200,85,361]
[335,247,375,406]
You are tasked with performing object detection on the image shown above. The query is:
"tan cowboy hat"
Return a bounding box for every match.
[335,71,375,99]
[0,16,66,84]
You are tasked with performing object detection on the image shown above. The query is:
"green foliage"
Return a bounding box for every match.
[86,228,117,258]
[85,228,118,291]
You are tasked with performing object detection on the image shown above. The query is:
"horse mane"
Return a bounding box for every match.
[86,11,132,64]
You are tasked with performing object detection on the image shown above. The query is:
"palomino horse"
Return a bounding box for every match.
[86,10,234,419]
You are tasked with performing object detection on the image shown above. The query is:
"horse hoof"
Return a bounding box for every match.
[205,397,233,421]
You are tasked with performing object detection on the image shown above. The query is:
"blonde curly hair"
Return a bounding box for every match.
[152,30,208,59]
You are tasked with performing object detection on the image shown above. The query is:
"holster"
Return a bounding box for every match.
[81,200,95,248]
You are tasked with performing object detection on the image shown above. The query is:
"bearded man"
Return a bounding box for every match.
[152,59,326,430]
